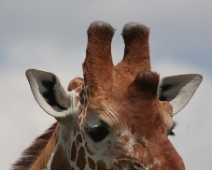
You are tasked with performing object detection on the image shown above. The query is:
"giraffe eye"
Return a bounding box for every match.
[86,125,109,142]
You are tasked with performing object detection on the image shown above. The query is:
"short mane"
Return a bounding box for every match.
[11,122,58,170]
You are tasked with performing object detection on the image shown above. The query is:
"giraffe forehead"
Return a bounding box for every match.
[85,105,119,127]
[85,99,163,141]
[85,90,161,130]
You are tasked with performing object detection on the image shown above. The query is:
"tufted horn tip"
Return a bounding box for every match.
[88,20,115,37]
[122,22,149,41]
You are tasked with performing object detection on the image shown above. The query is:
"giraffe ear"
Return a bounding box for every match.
[158,74,203,115]
[25,69,71,120]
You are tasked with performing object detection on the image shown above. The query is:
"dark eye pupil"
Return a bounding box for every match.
[87,126,109,142]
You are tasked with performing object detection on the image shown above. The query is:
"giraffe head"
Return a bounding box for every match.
[25,21,202,170]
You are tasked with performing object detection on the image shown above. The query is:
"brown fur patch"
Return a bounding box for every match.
[79,89,84,98]
[51,144,71,170]
[87,157,96,170]
[76,134,83,146]
[71,141,77,162]
[76,147,86,170]
[11,122,58,170]
[73,126,77,136]
[96,160,107,170]
[84,97,88,106]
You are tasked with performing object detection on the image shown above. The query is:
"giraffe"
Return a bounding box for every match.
[12,21,202,170]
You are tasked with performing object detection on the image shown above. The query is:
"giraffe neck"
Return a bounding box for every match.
[30,123,79,170]
[34,123,97,170]
[29,123,72,170]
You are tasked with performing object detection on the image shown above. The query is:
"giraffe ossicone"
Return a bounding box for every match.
[12,21,202,170]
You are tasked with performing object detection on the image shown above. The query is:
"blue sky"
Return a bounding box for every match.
[0,1,212,169]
